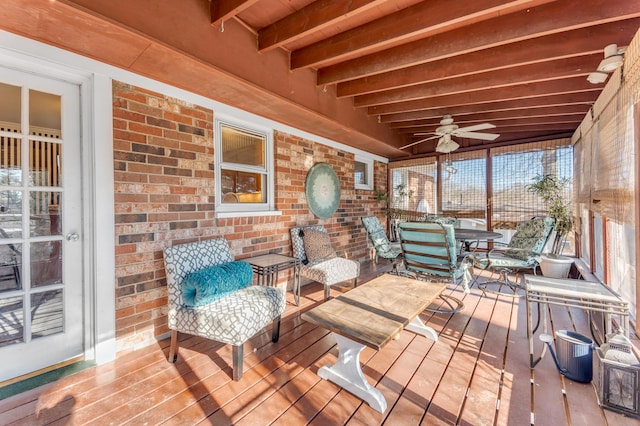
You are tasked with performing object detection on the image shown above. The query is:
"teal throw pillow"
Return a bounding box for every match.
[182,261,253,307]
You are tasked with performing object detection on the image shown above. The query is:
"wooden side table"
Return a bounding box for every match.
[245,254,301,305]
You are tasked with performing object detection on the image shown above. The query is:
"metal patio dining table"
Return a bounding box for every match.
[453,228,503,253]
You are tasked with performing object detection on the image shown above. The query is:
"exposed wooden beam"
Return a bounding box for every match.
[394,105,592,126]
[399,115,585,134]
[394,112,589,132]
[258,0,387,52]
[379,92,599,123]
[466,132,576,148]
[337,19,640,98]
[494,123,579,132]
[367,77,599,116]
[290,0,551,70]
[354,55,600,108]
[396,131,575,155]
[404,124,579,141]
[317,0,640,85]
[210,0,259,26]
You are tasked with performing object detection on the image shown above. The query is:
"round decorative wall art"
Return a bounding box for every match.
[305,162,341,219]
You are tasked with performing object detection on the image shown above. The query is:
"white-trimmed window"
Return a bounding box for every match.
[214,117,275,214]
[354,155,373,190]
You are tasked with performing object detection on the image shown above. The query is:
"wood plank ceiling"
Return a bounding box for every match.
[212,0,640,157]
[2,1,638,159]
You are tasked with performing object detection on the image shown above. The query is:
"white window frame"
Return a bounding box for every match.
[214,115,276,216]
[354,155,374,190]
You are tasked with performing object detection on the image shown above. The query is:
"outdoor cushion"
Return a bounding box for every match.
[301,257,360,286]
[361,216,401,260]
[424,215,460,227]
[504,217,555,262]
[290,225,360,300]
[182,261,253,307]
[169,285,285,346]
[302,228,337,261]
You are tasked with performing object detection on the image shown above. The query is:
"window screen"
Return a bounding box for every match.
[441,150,486,220]
[590,94,634,224]
[389,157,437,214]
[491,140,572,230]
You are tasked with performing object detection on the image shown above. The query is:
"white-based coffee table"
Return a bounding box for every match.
[302,273,445,413]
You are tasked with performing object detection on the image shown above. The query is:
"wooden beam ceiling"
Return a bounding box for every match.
[257,0,389,52]
[336,20,640,98]
[5,0,638,158]
[316,0,639,85]
[290,0,554,71]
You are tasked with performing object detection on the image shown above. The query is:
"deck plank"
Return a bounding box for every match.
[234,344,334,425]
[380,308,446,425]
[421,287,487,424]
[343,330,418,424]
[127,322,323,425]
[0,262,634,426]
[495,283,533,426]
[306,348,378,425]
[401,288,483,426]
[460,280,514,425]
[205,331,336,424]
[531,303,570,426]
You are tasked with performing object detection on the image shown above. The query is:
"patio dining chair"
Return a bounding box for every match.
[467,216,555,297]
[423,215,460,227]
[290,225,360,300]
[397,221,472,314]
[361,216,402,273]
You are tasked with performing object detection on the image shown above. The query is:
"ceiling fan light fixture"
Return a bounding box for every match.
[406,114,498,151]
[435,136,460,153]
[587,71,608,84]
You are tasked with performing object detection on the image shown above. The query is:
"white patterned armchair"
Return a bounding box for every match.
[163,238,286,380]
[290,225,360,300]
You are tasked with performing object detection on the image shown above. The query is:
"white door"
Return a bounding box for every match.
[0,67,83,381]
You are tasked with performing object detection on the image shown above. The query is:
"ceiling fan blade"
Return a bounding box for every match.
[455,131,499,141]
[414,132,437,136]
[400,135,440,150]
[455,123,496,133]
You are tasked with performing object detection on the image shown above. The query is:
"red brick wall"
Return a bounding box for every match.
[112,81,388,351]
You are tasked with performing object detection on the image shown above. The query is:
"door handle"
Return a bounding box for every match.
[66,232,80,242]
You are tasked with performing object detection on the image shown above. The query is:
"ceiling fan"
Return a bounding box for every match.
[400,114,500,153]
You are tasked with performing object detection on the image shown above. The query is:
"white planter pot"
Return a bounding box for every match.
[539,254,574,278]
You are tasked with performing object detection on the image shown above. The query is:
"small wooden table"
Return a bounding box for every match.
[245,254,301,305]
[302,273,445,413]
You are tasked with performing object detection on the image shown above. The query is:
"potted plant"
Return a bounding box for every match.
[527,174,574,278]
[375,183,413,241]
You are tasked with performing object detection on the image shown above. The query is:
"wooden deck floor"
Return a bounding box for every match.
[1,261,638,425]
